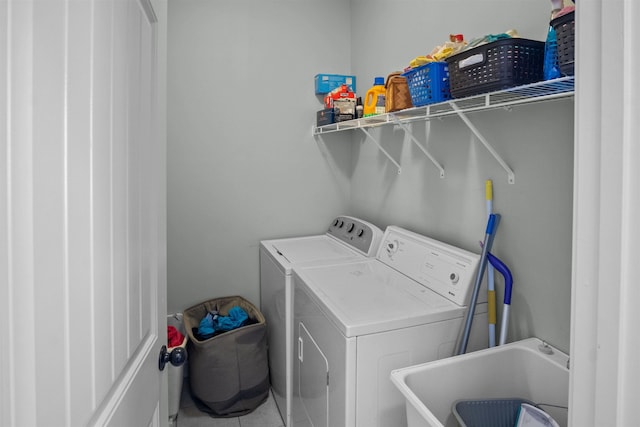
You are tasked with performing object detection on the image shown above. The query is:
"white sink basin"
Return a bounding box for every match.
[390,338,569,427]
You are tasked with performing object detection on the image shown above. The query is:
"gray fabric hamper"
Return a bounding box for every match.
[183,296,269,417]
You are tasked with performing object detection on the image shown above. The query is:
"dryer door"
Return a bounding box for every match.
[298,322,329,427]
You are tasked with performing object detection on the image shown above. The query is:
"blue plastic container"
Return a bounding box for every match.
[401,62,451,107]
[543,26,561,80]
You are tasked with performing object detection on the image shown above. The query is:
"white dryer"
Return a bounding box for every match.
[292,226,488,427]
[259,216,383,427]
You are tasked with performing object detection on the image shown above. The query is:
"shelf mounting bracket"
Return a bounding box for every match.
[359,127,401,174]
[451,102,515,184]
[391,115,445,178]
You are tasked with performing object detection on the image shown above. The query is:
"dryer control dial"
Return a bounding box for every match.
[449,273,460,284]
[386,240,400,256]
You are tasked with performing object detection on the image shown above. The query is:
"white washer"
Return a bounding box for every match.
[292,226,489,427]
[260,216,383,427]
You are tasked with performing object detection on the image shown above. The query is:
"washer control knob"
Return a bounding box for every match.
[338,220,344,228]
[347,223,355,233]
[450,273,459,284]
[357,228,365,237]
[333,219,340,227]
[386,240,399,255]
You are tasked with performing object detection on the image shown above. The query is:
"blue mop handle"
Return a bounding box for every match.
[487,252,513,305]
[456,214,500,355]
[487,252,513,345]
[485,213,498,235]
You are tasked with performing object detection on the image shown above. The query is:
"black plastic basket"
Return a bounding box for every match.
[445,38,545,98]
[551,11,575,76]
[452,398,536,427]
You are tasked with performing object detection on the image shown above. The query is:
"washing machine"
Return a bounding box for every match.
[291,226,489,427]
[259,216,384,427]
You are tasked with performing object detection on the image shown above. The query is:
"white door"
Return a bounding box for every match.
[298,322,329,427]
[0,0,168,425]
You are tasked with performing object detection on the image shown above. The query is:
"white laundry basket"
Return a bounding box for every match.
[167,313,188,426]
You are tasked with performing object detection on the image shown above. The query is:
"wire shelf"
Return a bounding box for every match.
[313,76,574,135]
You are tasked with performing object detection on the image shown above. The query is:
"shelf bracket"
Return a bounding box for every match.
[450,102,515,184]
[391,116,445,178]
[359,127,401,174]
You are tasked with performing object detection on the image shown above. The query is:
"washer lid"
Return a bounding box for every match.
[293,259,466,338]
[262,235,363,273]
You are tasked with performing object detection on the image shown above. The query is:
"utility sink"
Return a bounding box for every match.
[390,338,569,427]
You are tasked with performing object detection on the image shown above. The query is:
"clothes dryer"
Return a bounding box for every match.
[292,226,488,427]
[259,216,383,427]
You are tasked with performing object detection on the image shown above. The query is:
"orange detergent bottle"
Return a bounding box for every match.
[363,77,386,117]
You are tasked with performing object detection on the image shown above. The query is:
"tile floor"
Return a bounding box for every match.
[176,378,285,427]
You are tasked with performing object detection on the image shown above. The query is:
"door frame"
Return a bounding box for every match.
[570,1,640,425]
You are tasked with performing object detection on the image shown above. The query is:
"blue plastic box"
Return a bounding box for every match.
[401,62,451,107]
[315,74,356,94]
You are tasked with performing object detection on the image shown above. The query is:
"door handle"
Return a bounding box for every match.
[158,345,187,371]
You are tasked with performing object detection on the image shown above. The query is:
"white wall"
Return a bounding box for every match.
[167,0,574,352]
[346,1,574,352]
[167,0,353,313]
[346,104,574,352]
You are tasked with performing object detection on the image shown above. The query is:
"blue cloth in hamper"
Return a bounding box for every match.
[198,306,249,337]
